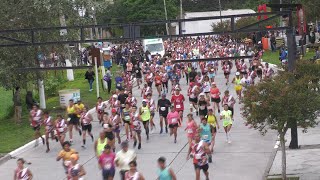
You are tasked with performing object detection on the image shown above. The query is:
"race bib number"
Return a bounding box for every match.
[58,128,64,132]
[199,106,205,110]
[67,118,71,122]
[121,104,125,107]
[172,118,177,123]
[195,154,202,160]
[124,116,131,121]
[202,135,209,140]
[104,163,112,170]
[156,80,161,84]
[117,83,121,87]
[176,104,181,109]
[187,129,193,133]
[160,107,166,111]
[136,70,139,73]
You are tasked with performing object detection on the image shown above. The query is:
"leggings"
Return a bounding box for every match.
[162,81,168,89]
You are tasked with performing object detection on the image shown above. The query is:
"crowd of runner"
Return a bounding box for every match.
[15,35,275,180]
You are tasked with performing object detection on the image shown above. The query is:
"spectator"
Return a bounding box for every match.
[85,67,95,92]
[26,91,36,111]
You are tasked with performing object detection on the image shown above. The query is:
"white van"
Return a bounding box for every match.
[142,38,165,57]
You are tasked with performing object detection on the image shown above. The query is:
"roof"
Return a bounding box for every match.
[184,9,256,19]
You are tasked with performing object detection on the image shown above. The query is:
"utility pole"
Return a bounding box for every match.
[219,0,222,23]
[163,0,169,35]
[180,0,183,19]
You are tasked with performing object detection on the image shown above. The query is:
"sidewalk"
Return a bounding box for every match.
[268,123,320,180]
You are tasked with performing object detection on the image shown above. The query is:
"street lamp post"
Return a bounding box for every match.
[163,0,169,35]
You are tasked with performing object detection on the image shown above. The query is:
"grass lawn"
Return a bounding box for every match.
[0,66,119,153]
[0,88,13,120]
[262,50,315,65]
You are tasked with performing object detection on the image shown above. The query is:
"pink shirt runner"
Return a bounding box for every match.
[167,111,180,125]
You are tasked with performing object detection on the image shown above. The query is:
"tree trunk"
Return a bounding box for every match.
[289,119,299,149]
[280,133,287,180]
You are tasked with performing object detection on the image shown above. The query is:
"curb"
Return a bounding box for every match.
[262,139,280,180]
[0,154,12,166]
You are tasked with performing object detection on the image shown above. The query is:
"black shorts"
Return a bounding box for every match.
[68,115,79,125]
[151,112,155,117]
[33,125,40,131]
[211,97,221,103]
[194,163,209,172]
[142,120,149,125]
[123,120,131,125]
[169,123,179,128]
[228,106,234,116]
[212,126,217,133]
[159,113,168,118]
[199,109,208,116]
[189,97,198,103]
[105,131,114,141]
[147,82,153,87]
[224,72,230,76]
[81,124,92,132]
[102,168,115,178]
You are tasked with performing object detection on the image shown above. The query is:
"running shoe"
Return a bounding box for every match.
[79,130,82,136]
[165,127,168,133]
[174,139,177,143]
[133,141,137,148]
[138,143,141,149]
[160,128,163,134]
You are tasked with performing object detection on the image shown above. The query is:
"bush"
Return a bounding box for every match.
[44,74,67,96]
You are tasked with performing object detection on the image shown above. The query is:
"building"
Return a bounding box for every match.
[171,9,256,35]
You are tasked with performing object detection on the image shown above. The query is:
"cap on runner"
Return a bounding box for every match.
[236,72,240,76]
[111,108,117,113]
[112,94,118,99]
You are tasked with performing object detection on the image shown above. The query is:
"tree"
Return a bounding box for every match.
[97,0,178,36]
[242,61,320,179]
[0,0,99,90]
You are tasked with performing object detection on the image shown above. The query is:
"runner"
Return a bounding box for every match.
[157,93,171,134]
[202,75,211,99]
[199,118,214,163]
[66,99,82,144]
[80,107,94,148]
[94,132,108,158]
[209,82,221,113]
[98,144,116,180]
[115,142,137,180]
[124,161,145,180]
[154,71,162,97]
[185,113,197,147]
[122,102,132,141]
[161,68,169,93]
[220,104,233,143]
[146,93,156,133]
[96,97,106,124]
[206,109,219,152]
[75,100,85,125]
[102,112,116,151]
[56,141,77,175]
[240,72,253,93]
[134,64,142,89]
[55,114,67,146]
[198,93,209,119]
[170,87,185,121]
[139,99,150,140]
[188,82,200,115]
[187,133,210,180]
[111,108,122,144]
[263,62,274,80]
[66,154,86,180]
[157,157,177,180]
[131,105,142,149]
[14,158,33,180]
[232,72,242,101]
[29,104,44,147]
[167,106,180,143]
[42,111,55,153]
[221,90,236,117]
[222,60,231,85]
[118,88,128,115]
[126,91,137,107]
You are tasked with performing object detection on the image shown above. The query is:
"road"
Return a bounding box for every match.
[0,65,277,180]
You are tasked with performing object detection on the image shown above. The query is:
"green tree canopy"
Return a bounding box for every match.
[242,61,320,179]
